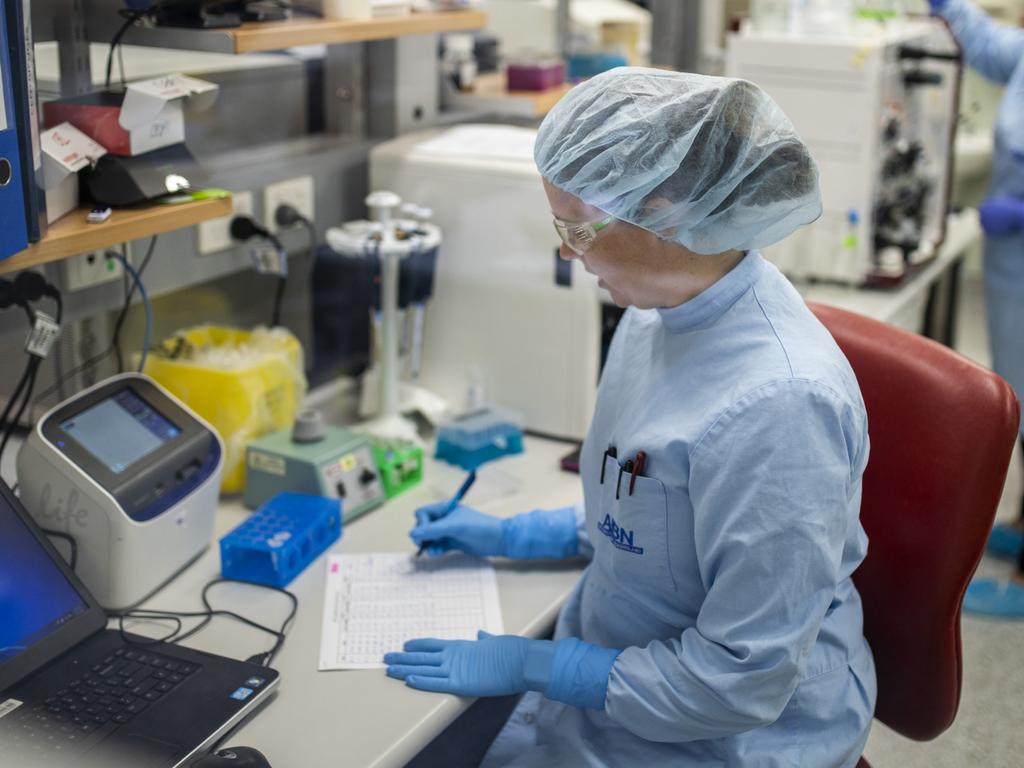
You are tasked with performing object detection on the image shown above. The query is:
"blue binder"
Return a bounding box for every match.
[5,0,45,242]
[0,6,30,261]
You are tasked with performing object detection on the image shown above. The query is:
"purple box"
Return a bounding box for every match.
[506,59,565,92]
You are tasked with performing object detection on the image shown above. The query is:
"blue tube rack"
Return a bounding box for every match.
[220,493,342,588]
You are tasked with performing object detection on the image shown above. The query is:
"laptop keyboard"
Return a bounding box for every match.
[0,646,200,766]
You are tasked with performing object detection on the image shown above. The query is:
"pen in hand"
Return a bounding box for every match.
[416,470,478,557]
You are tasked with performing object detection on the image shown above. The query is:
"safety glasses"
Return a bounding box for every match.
[552,215,614,255]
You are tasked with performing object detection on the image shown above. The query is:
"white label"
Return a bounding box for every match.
[250,451,286,477]
[22,0,40,171]
[0,44,8,132]
[41,123,106,173]
[129,74,216,102]
[0,699,23,720]
[25,311,60,359]
[250,245,288,277]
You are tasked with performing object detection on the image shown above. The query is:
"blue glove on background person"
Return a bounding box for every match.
[385,631,620,710]
[411,503,578,559]
[928,0,949,11]
[979,196,1024,236]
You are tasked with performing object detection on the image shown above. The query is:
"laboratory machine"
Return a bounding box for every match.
[243,409,387,519]
[369,124,605,441]
[324,191,444,439]
[17,373,224,609]
[727,17,962,284]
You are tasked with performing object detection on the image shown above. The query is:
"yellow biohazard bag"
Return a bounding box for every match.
[144,325,306,494]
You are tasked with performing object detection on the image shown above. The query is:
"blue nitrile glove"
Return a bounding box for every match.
[928,0,948,13]
[979,196,1024,236]
[384,631,621,710]
[411,504,579,560]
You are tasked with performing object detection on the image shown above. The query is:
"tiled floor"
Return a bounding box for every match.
[863,277,1024,768]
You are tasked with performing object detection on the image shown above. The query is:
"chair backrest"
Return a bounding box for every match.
[810,303,1020,741]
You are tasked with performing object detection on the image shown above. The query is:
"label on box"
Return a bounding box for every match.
[130,74,217,102]
[120,74,218,129]
[41,123,106,173]
[0,699,23,720]
[250,451,286,477]
[126,103,185,156]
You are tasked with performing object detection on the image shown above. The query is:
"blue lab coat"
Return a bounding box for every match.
[940,0,1024,436]
[482,252,876,767]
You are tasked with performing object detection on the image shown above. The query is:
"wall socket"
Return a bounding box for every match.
[197,191,255,255]
[63,248,126,292]
[264,176,315,233]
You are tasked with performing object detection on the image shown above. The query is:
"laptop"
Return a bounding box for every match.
[0,480,280,768]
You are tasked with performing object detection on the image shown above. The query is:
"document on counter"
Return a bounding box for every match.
[319,553,504,670]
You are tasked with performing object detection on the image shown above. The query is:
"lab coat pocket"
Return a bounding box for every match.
[596,455,675,592]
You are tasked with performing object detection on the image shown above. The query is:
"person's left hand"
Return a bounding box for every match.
[979,196,1024,236]
[384,631,533,696]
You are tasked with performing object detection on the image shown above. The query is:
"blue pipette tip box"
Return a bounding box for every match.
[435,406,524,471]
[220,492,342,588]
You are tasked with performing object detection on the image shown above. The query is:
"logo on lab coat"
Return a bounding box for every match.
[598,514,644,555]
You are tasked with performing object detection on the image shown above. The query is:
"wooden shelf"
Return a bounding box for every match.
[92,10,488,55]
[0,197,233,276]
[233,9,487,53]
[446,72,573,118]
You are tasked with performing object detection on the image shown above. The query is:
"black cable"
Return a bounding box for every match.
[271,275,286,327]
[0,300,48,449]
[41,528,78,571]
[34,236,157,406]
[0,358,41,459]
[0,362,33,439]
[115,261,128,373]
[110,578,298,668]
[112,236,156,374]
[270,205,320,328]
[273,204,317,252]
[53,335,67,401]
[105,6,156,91]
[229,215,290,327]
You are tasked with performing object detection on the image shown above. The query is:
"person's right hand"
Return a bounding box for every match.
[979,196,1024,236]
[411,502,507,557]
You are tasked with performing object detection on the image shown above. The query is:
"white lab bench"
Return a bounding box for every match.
[119,436,584,768]
[797,209,982,344]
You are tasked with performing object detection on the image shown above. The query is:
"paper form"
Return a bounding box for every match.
[318,553,504,670]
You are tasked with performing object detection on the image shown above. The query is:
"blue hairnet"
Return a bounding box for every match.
[535,67,822,255]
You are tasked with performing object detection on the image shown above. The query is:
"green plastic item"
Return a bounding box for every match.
[368,437,424,499]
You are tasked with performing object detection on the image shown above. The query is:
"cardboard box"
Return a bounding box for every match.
[39,122,107,224]
[42,75,218,157]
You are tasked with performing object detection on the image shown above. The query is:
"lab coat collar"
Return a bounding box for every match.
[656,251,764,333]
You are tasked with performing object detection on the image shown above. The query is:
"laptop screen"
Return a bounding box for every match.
[0,495,89,665]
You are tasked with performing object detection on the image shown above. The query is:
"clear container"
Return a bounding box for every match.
[751,0,791,32]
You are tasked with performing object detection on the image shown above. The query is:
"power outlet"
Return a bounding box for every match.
[264,176,315,233]
[197,191,255,255]
[63,248,125,292]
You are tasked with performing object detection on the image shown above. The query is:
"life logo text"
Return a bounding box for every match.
[598,514,644,555]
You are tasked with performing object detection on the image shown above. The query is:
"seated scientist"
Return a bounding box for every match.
[385,68,877,768]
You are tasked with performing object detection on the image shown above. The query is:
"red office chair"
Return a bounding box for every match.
[808,303,1020,767]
